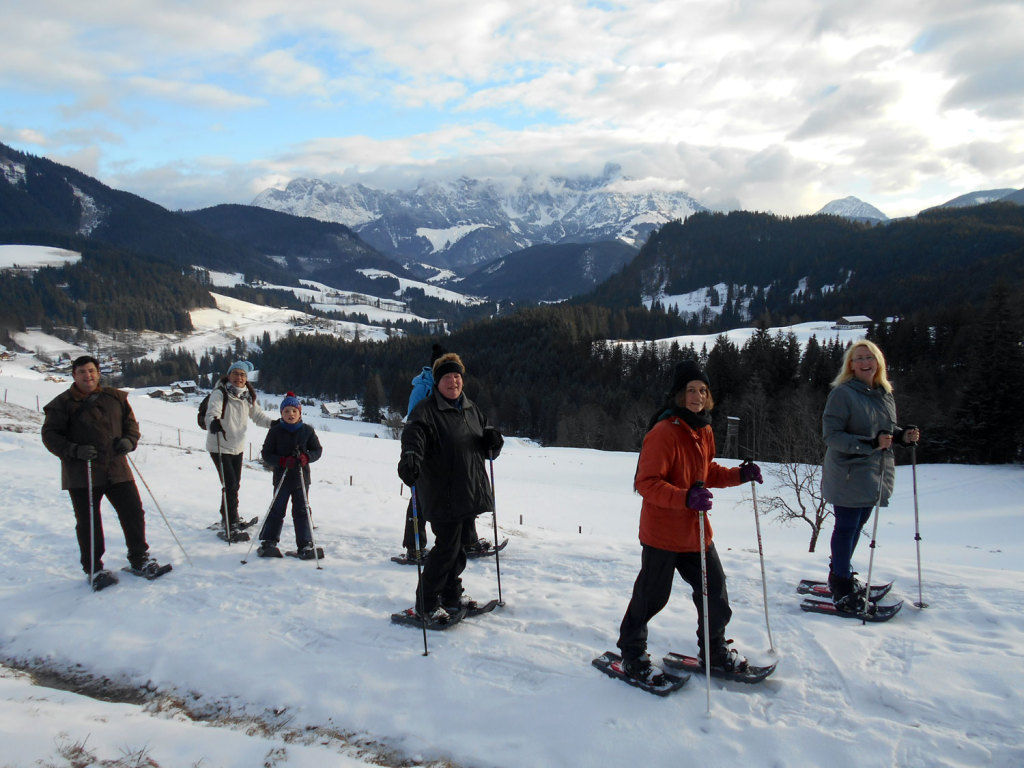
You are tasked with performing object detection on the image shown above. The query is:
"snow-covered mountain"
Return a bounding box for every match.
[252,165,707,272]
[814,195,889,222]
[936,188,1018,208]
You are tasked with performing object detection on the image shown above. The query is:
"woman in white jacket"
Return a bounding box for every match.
[205,361,273,540]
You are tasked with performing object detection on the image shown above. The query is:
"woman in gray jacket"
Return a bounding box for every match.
[821,340,920,610]
[205,360,273,540]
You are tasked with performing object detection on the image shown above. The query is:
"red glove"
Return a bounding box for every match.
[299,453,309,466]
[278,456,298,469]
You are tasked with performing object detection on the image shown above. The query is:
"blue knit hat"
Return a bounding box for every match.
[227,360,254,375]
[280,392,302,413]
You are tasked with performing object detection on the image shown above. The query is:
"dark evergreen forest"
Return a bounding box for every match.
[247,282,1023,466]
[0,239,213,333]
[582,203,1024,332]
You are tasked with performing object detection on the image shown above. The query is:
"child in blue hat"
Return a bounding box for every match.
[256,393,323,558]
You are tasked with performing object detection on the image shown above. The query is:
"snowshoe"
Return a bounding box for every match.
[257,542,283,558]
[797,578,892,602]
[122,557,173,580]
[207,515,258,531]
[464,538,492,555]
[391,604,468,631]
[442,594,479,613]
[217,526,250,543]
[592,651,688,696]
[465,538,508,559]
[800,597,903,621]
[286,545,324,560]
[390,548,429,565]
[89,570,119,592]
[622,652,667,686]
[663,651,777,683]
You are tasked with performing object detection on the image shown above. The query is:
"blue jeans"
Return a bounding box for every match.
[830,506,874,579]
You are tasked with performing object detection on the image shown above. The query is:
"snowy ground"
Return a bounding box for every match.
[1,353,1022,767]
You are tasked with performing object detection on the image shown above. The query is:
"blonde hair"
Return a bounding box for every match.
[831,340,893,393]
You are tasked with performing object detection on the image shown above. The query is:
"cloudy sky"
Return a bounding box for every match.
[2,0,1021,217]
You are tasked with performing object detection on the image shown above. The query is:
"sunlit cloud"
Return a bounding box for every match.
[0,0,1020,219]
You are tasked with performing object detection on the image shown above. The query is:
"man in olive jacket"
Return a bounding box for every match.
[41,355,160,588]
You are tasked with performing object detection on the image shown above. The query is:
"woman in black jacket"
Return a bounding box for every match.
[398,353,503,622]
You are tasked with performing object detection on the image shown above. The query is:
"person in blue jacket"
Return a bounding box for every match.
[399,343,446,560]
[257,393,323,559]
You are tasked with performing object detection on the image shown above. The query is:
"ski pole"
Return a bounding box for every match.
[411,485,429,656]
[87,458,95,589]
[241,470,290,564]
[215,433,231,546]
[862,447,888,624]
[696,482,712,715]
[128,454,193,567]
[742,459,774,653]
[488,453,505,607]
[296,461,322,571]
[910,440,928,609]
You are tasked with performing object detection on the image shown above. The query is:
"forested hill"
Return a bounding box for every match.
[583,204,1024,327]
[0,142,288,282]
[0,238,214,334]
[181,204,407,292]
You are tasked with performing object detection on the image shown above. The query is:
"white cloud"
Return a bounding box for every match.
[1,0,1021,218]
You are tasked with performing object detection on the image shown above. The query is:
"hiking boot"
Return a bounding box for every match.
[464,538,492,555]
[829,571,867,598]
[297,544,318,560]
[831,576,867,612]
[442,593,478,612]
[257,542,283,558]
[833,590,868,613]
[702,640,749,673]
[124,556,167,579]
[416,604,451,623]
[89,570,119,592]
[621,653,666,686]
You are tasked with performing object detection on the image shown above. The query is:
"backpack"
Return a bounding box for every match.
[197,385,226,430]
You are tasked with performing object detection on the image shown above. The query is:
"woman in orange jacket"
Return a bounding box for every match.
[616,359,762,684]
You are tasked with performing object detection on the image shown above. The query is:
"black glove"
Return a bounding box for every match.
[870,430,892,449]
[739,460,763,484]
[397,452,421,487]
[898,424,919,446]
[208,418,225,435]
[113,437,134,455]
[481,426,504,455]
[686,483,713,511]
[70,443,98,461]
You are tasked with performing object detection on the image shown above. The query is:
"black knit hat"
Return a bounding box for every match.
[430,342,447,363]
[433,352,465,380]
[669,359,710,396]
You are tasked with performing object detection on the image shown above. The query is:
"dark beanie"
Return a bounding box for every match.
[669,359,710,396]
[430,342,448,363]
[433,352,465,380]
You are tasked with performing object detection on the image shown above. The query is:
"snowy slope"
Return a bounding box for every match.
[1,353,1022,767]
